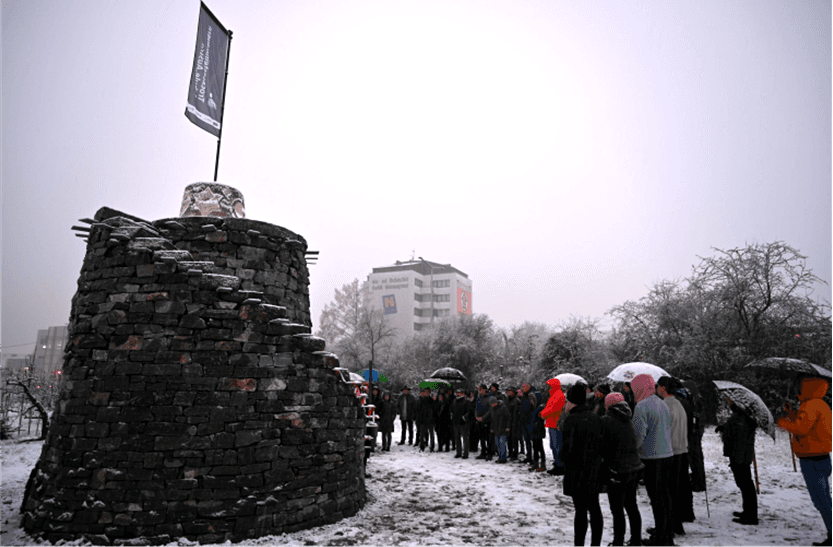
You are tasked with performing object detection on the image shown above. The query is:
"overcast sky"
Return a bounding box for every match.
[2,0,831,354]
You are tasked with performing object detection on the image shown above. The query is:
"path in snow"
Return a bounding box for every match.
[2,423,829,546]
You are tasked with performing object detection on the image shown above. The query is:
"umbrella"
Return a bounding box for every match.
[429,367,467,381]
[419,378,451,390]
[745,357,831,379]
[358,369,389,382]
[343,371,366,384]
[743,356,829,471]
[712,380,776,441]
[553,373,586,389]
[607,362,670,384]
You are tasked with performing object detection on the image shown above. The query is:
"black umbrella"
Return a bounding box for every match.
[429,367,467,381]
[745,357,831,379]
[713,380,776,441]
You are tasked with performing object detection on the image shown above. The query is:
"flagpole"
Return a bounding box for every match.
[213,29,233,182]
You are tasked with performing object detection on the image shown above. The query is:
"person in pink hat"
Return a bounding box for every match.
[601,392,644,546]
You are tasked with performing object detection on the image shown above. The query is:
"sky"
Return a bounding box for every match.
[1,0,831,354]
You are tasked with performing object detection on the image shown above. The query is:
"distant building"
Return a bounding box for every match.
[367,259,473,339]
[1,353,32,375]
[32,326,68,377]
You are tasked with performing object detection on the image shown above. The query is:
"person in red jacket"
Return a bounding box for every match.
[777,377,831,547]
[540,377,566,475]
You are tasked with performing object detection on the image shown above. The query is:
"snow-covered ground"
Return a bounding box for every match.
[1,423,829,546]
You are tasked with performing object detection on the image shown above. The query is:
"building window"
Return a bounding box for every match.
[432,279,450,288]
[432,294,450,303]
[414,293,429,303]
[414,279,423,288]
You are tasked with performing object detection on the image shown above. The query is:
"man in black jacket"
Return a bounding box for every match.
[397,386,417,445]
[451,387,471,459]
[415,388,436,452]
[505,387,521,460]
[474,385,494,459]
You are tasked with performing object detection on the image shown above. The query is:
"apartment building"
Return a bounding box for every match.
[367,259,472,339]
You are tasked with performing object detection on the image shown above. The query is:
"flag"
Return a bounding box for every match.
[185,2,230,136]
[457,285,472,315]
[383,294,397,315]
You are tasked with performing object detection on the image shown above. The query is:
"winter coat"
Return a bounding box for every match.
[600,401,645,480]
[664,395,688,455]
[415,395,435,425]
[540,378,566,429]
[490,400,511,436]
[397,392,417,421]
[489,389,506,402]
[450,395,470,426]
[676,391,697,445]
[376,396,397,433]
[561,402,604,496]
[519,386,539,421]
[435,398,452,428]
[777,378,832,458]
[475,393,492,423]
[505,394,520,432]
[593,396,607,418]
[720,404,756,465]
[632,394,674,460]
[530,393,546,440]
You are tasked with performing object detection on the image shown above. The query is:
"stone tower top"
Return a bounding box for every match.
[180,182,245,218]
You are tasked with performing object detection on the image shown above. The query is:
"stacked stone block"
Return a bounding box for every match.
[21,207,366,545]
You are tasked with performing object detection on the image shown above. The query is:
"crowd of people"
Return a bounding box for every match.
[364,375,831,547]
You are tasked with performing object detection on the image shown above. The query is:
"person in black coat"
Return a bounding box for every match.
[435,392,453,452]
[718,400,758,525]
[474,385,494,459]
[397,386,417,445]
[451,387,471,458]
[376,391,396,451]
[529,391,547,472]
[415,388,436,452]
[600,393,644,546]
[519,383,538,463]
[561,383,604,546]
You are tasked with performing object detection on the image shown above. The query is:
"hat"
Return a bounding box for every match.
[631,374,656,403]
[657,376,683,391]
[605,392,625,410]
[567,383,587,405]
[478,384,488,390]
[455,387,465,393]
[487,396,498,405]
[506,386,517,393]
[490,383,500,390]
[594,383,611,395]
[401,386,410,391]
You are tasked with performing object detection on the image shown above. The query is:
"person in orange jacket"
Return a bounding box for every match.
[540,377,566,475]
[777,377,831,547]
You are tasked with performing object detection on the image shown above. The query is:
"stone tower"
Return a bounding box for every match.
[21,184,367,544]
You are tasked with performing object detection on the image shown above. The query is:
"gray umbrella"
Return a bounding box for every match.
[713,380,776,441]
[429,367,467,381]
[745,357,831,379]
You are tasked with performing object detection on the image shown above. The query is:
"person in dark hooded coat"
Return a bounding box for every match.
[600,392,644,546]
[529,390,547,472]
[376,391,396,451]
[561,383,604,546]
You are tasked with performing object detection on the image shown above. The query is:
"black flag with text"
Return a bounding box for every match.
[185,2,229,136]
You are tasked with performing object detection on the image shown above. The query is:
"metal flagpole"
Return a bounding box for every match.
[213,30,233,181]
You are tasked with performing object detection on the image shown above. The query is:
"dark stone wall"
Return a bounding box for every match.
[21,208,366,545]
